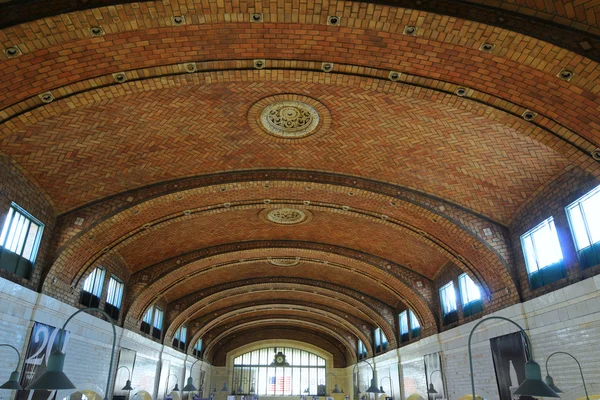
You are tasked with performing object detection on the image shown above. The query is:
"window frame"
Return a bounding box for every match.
[520,217,566,289]
[0,203,44,278]
[458,273,483,317]
[152,307,164,339]
[398,311,409,343]
[193,338,203,358]
[439,281,459,325]
[409,310,421,338]
[104,275,124,320]
[80,267,106,308]
[373,327,388,353]
[140,305,164,339]
[357,339,367,360]
[566,185,600,270]
[173,325,187,351]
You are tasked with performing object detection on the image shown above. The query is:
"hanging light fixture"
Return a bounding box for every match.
[427,384,437,394]
[468,317,558,399]
[117,366,134,391]
[544,351,589,400]
[26,308,118,400]
[379,376,393,399]
[0,344,23,390]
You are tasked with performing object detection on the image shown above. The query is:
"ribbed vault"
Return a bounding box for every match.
[1,0,599,367]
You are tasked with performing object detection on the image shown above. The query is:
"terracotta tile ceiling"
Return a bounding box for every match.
[1,0,599,365]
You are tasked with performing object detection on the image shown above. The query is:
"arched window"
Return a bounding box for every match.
[232,347,326,396]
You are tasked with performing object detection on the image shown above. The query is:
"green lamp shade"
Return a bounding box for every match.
[172,383,180,392]
[366,378,380,393]
[427,384,438,394]
[513,361,559,398]
[332,384,341,394]
[544,376,563,394]
[122,380,134,391]
[26,352,76,390]
[379,386,385,394]
[0,370,23,390]
[183,377,198,392]
[221,382,229,392]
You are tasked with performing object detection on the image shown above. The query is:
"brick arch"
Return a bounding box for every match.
[0,0,597,59]
[1,5,599,215]
[203,318,360,364]
[7,69,594,219]
[51,200,517,306]
[157,282,400,351]
[122,246,439,337]
[0,15,594,154]
[130,249,435,322]
[182,304,372,359]
[44,173,517,297]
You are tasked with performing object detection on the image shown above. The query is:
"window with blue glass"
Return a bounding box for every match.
[566,185,600,270]
[0,203,44,279]
[193,338,203,357]
[80,267,105,308]
[521,217,565,289]
[409,310,421,338]
[373,327,388,353]
[357,339,367,360]
[399,310,421,344]
[140,305,164,339]
[458,273,482,317]
[104,275,124,320]
[173,325,187,350]
[439,281,458,325]
[399,311,409,343]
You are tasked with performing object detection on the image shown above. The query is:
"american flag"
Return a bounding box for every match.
[268,376,291,393]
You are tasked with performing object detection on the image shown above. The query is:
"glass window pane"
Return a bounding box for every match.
[567,205,590,250]
[440,281,457,314]
[21,223,39,260]
[143,307,153,324]
[582,192,600,243]
[459,273,481,304]
[399,311,408,335]
[521,234,539,273]
[153,308,163,329]
[531,219,563,268]
[0,207,14,246]
[409,310,420,328]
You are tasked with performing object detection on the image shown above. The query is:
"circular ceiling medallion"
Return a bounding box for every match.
[248,94,331,140]
[268,257,301,267]
[266,208,307,224]
[260,101,319,138]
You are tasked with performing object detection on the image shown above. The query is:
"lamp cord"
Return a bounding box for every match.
[468,316,533,400]
[545,351,589,400]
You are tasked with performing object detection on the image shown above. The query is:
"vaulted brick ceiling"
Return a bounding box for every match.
[1,0,599,366]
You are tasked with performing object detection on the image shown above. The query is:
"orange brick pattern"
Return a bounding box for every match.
[0,0,599,365]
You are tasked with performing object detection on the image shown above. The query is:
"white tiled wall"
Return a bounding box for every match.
[0,277,192,400]
[2,275,600,400]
